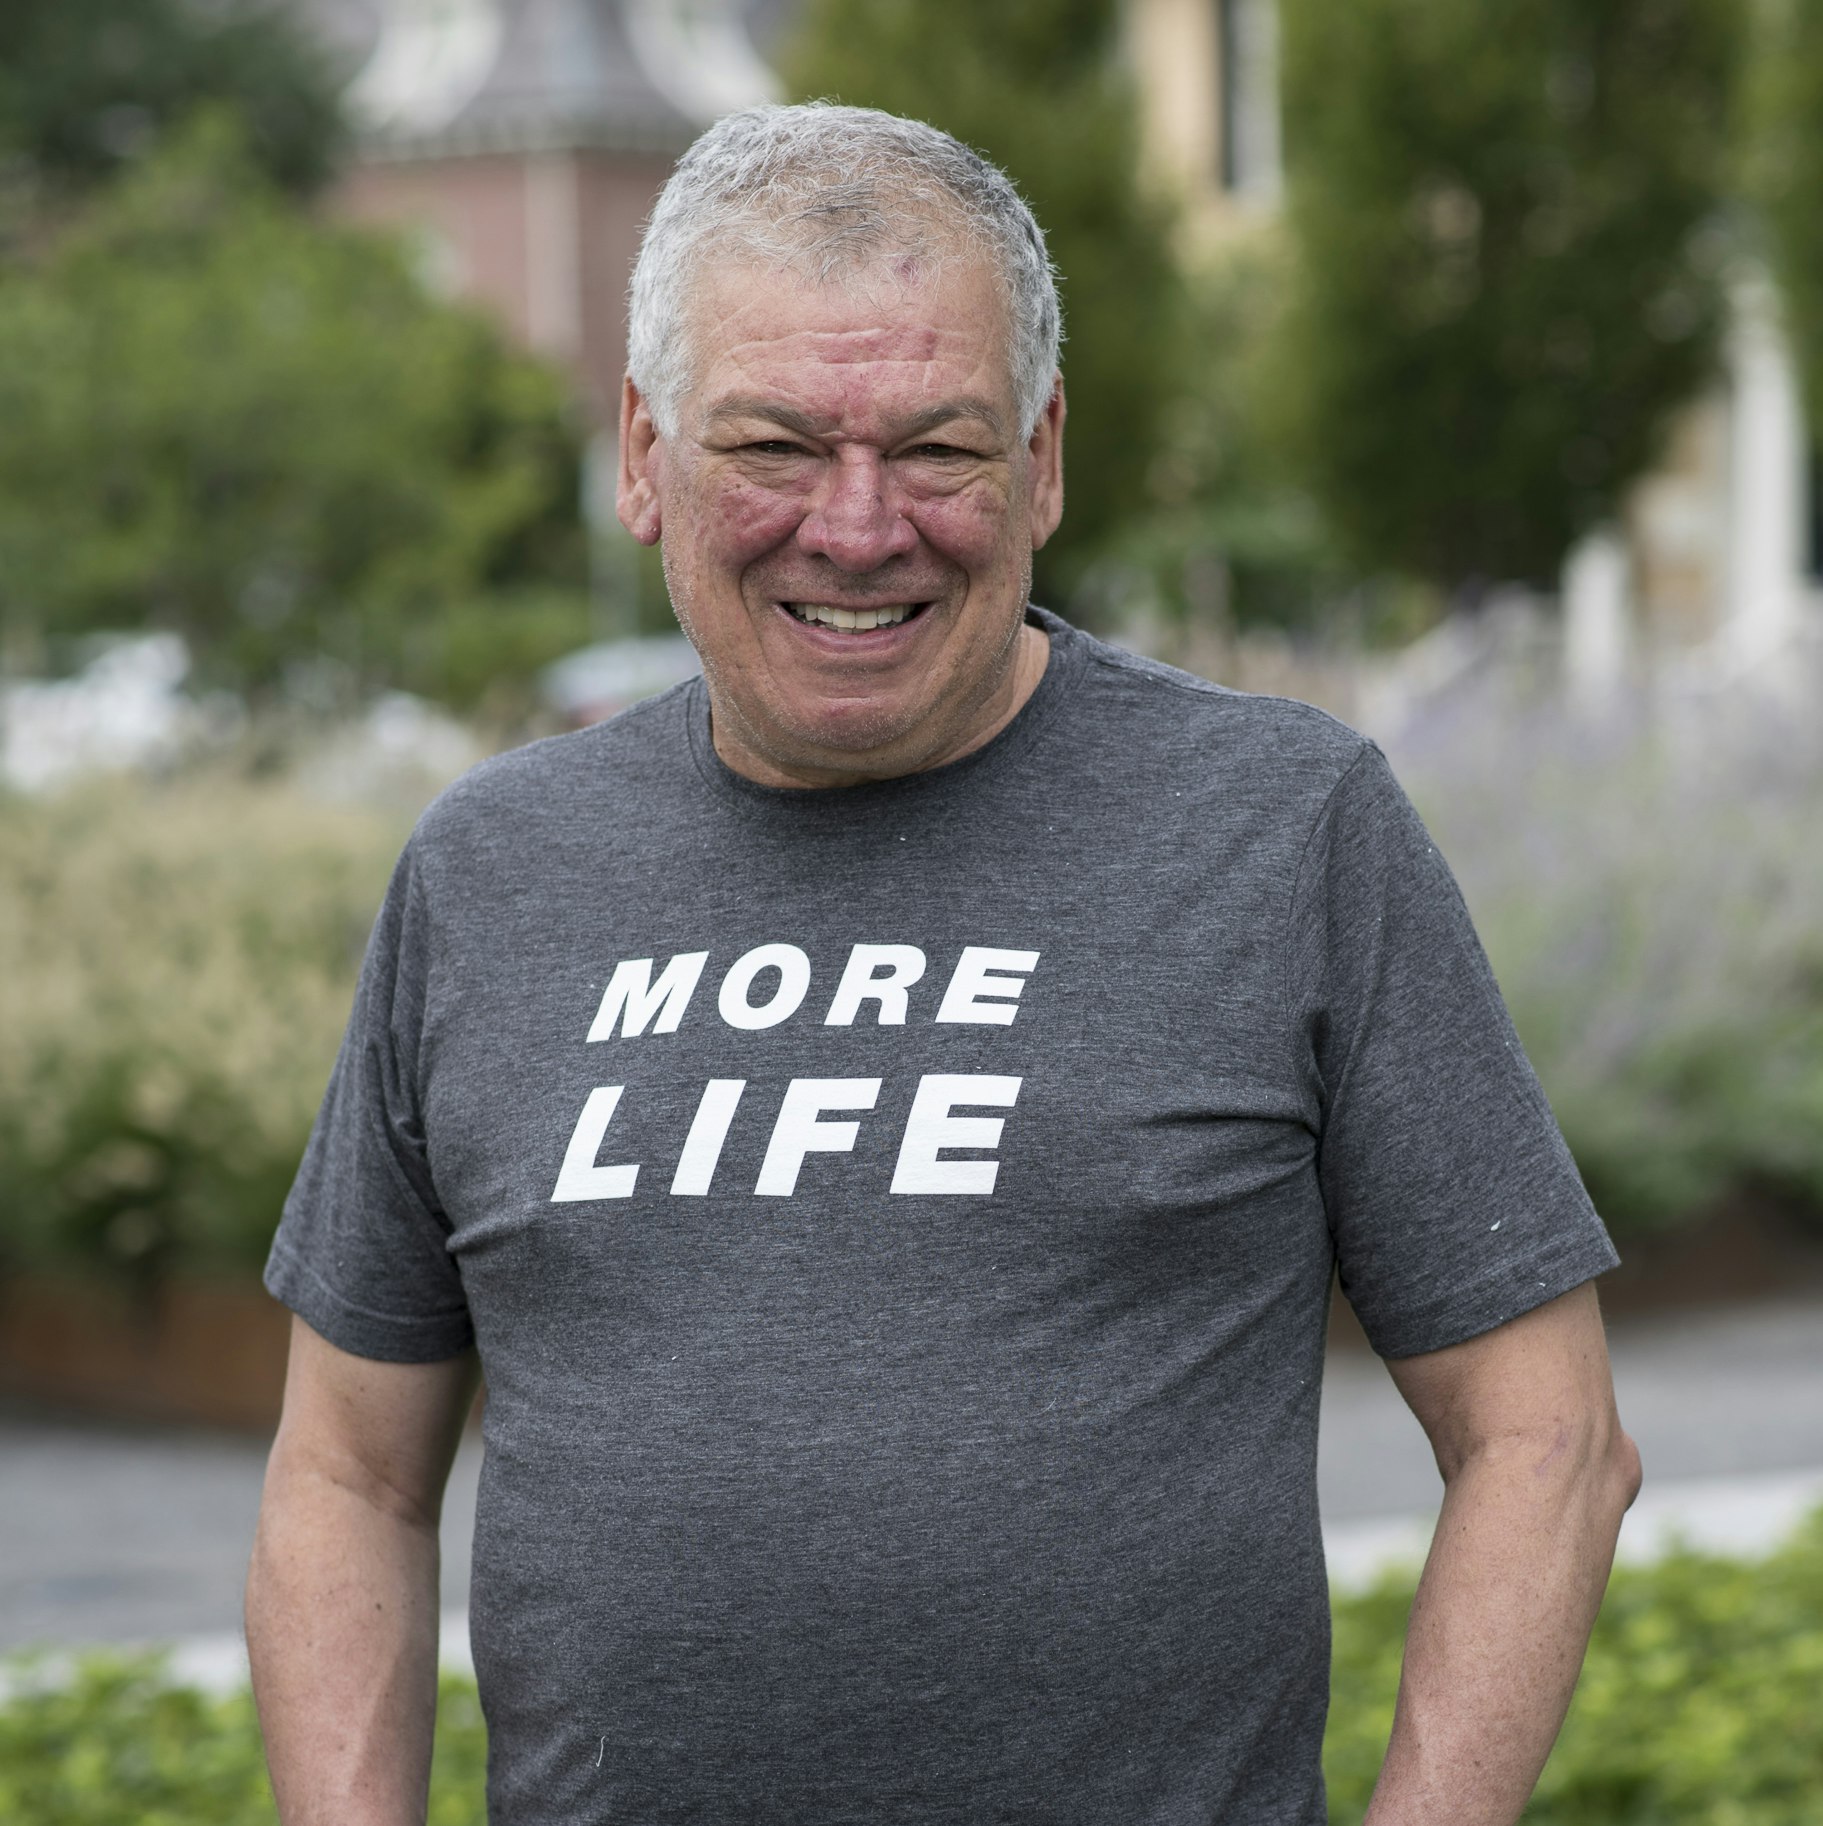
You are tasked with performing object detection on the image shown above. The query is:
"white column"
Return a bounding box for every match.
[1563,524,1631,705]
[1726,271,1807,664]
[1225,0,1284,204]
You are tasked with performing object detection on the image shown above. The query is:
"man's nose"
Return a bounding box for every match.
[795,450,918,571]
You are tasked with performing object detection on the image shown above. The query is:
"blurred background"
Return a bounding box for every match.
[2,2,1820,1819]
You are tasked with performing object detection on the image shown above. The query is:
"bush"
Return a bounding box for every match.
[1394,680,1823,1236]
[0,773,408,1277]
[1327,1509,1823,1821]
[0,1661,275,1826]
[0,1662,487,1825]
[0,115,586,702]
[6,1514,1820,1822]
[397,587,601,720]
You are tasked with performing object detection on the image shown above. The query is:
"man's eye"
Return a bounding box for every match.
[901,443,969,461]
[745,440,806,457]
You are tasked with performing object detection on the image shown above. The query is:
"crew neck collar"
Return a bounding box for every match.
[684,606,1087,813]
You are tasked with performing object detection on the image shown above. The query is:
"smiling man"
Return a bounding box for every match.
[247,105,1639,1826]
[617,161,1062,789]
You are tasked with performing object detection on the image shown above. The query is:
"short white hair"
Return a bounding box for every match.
[627,102,1062,439]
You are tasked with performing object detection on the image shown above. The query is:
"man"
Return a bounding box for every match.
[247,103,1640,1825]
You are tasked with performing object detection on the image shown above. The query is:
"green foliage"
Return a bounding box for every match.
[1326,1511,1823,1821]
[8,1519,1823,1823]
[0,0,344,208]
[1750,0,1823,432]
[0,1660,488,1825]
[0,116,586,700]
[0,774,409,1277]
[1272,0,1744,596]
[777,0,1188,601]
[386,588,602,720]
[1091,232,1382,638]
[0,1660,275,1826]
[1402,689,1823,1237]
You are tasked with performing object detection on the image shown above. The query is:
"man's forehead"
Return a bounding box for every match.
[712,319,961,369]
[678,254,1017,436]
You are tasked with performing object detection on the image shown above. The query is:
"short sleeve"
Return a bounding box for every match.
[1289,743,1618,1358]
[264,838,475,1362]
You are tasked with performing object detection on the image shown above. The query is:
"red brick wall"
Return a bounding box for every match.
[332,148,676,430]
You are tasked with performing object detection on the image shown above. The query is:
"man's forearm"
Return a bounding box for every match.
[1361,1416,1641,1826]
[246,1456,444,1826]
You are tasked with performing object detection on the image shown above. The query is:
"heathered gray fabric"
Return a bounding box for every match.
[267,608,1617,1825]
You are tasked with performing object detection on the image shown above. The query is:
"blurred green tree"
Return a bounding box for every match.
[777,0,1188,603]
[0,0,344,209]
[1087,229,1387,645]
[1751,0,1823,431]
[1271,0,1744,599]
[0,116,586,702]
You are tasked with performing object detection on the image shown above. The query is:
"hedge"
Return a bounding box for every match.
[1326,1508,1823,1821]
[5,1512,1821,1823]
[0,1665,485,1826]
[1398,680,1823,1239]
[0,773,407,1276]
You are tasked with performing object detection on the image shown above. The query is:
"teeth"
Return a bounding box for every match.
[786,603,914,630]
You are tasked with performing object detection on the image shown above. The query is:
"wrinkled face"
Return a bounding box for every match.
[617,253,1064,788]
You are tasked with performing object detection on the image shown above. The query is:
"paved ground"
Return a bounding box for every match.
[3,1296,1820,1678]
[1318,1294,1823,1580]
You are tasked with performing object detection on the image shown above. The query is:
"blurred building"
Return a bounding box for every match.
[291,0,787,570]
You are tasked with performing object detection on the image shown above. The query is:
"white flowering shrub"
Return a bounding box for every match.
[1392,675,1823,1236]
[0,776,407,1274]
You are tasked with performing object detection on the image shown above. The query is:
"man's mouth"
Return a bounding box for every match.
[782,602,925,632]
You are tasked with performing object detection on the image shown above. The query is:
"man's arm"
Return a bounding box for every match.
[246,1315,479,1826]
[1363,1282,1642,1826]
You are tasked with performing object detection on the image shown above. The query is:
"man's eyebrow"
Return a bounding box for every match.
[701,399,825,437]
[700,397,1009,441]
[896,399,1009,441]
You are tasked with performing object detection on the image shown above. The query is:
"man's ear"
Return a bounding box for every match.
[1026,374,1066,552]
[617,376,662,546]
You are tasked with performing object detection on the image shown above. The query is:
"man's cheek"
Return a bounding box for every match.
[704,481,807,561]
[906,488,1015,565]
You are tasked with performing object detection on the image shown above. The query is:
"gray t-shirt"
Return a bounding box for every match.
[267,608,1616,1824]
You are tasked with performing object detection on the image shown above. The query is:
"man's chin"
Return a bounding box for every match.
[711,693,953,790]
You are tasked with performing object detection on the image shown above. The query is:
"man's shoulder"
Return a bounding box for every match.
[1052,617,1373,789]
[409,681,697,858]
